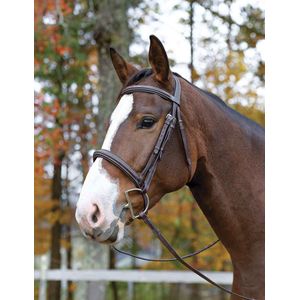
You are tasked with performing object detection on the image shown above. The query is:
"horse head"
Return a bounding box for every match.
[75,36,192,244]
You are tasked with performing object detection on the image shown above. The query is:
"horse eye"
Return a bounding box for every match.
[138,117,156,129]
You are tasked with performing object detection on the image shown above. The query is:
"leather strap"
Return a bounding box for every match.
[141,111,177,192]
[112,238,220,262]
[140,214,255,300]
[93,149,142,188]
[176,107,192,179]
[121,76,181,105]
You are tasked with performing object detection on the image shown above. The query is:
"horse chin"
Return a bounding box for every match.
[95,223,125,245]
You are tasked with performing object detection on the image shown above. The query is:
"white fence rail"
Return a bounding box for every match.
[34,269,233,284]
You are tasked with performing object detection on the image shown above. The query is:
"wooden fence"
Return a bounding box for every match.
[34,269,233,284]
[35,269,233,300]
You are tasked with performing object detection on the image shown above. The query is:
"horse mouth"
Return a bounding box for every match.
[96,224,119,244]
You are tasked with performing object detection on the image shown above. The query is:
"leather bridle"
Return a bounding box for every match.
[92,75,254,300]
[93,76,191,219]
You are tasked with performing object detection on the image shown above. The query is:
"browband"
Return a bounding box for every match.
[121,76,181,105]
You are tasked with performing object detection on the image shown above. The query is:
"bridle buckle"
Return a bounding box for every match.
[124,188,150,219]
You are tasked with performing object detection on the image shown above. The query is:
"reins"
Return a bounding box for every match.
[93,75,255,300]
[112,238,220,262]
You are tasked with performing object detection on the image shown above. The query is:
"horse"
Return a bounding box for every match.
[75,35,265,300]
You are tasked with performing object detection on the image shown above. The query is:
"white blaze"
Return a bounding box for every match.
[75,157,119,224]
[76,94,134,242]
[102,94,134,151]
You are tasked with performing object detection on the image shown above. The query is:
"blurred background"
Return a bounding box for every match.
[34,0,264,299]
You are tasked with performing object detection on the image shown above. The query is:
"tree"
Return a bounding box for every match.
[176,0,264,123]
[92,1,147,298]
[35,1,99,298]
[35,1,151,299]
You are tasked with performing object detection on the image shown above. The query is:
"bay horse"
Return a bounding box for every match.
[75,35,265,300]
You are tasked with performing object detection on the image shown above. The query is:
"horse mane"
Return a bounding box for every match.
[126,68,264,133]
[126,68,153,86]
[173,72,265,133]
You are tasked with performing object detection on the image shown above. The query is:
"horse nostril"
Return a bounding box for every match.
[86,203,103,228]
[92,213,98,223]
[91,204,100,224]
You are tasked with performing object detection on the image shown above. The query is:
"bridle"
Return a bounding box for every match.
[92,75,254,300]
[93,76,191,219]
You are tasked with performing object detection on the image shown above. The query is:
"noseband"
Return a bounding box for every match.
[92,75,254,300]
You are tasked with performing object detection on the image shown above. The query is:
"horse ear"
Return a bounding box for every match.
[110,48,138,84]
[148,35,171,84]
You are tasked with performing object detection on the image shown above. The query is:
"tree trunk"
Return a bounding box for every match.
[109,248,119,300]
[47,150,65,300]
[92,3,137,298]
[66,224,73,300]
[190,201,201,299]
[64,155,73,300]
[93,0,134,143]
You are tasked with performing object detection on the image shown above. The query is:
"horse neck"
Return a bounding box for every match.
[182,82,265,267]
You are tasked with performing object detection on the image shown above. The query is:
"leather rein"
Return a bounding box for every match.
[93,76,254,300]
